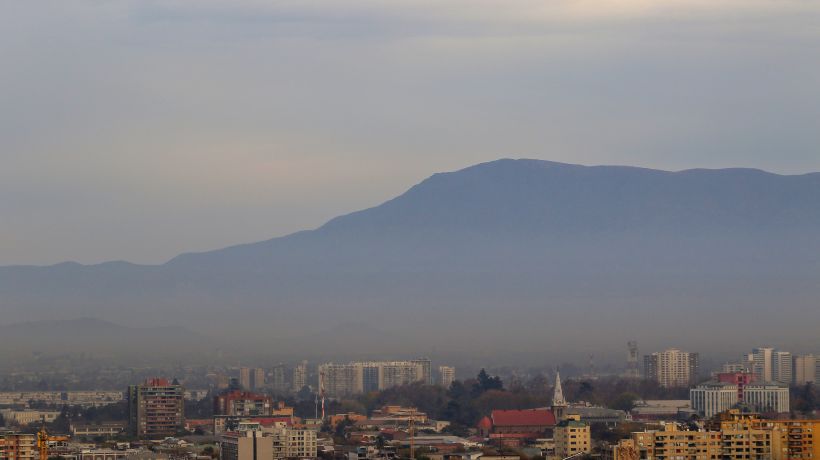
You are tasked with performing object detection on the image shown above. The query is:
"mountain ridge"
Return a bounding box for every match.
[2,158,819,360]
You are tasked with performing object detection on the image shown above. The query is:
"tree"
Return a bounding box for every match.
[475,369,503,395]
[609,392,639,412]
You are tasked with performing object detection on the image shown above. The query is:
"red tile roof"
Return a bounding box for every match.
[490,409,556,427]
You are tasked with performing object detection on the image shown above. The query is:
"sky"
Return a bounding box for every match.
[2,0,819,266]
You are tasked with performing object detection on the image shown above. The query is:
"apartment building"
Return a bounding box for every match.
[554,415,591,459]
[0,432,37,460]
[438,366,456,388]
[220,427,317,460]
[608,411,818,460]
[793,354,817,385]
[214,390,273,417]
[644,349,699,388]
[772,351,793,385]
[318,360,430,397]
[608,421,768,460]
[127,378,185,439]
[750,348,775,383]
[292,361,308,392]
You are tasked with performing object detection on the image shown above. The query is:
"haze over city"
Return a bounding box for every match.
[0,4,818,459]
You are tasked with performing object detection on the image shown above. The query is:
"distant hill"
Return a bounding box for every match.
[2,159,819,361]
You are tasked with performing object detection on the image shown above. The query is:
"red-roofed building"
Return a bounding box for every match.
[477,409,556,441]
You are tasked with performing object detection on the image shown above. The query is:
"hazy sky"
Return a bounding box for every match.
[2,0,819,265]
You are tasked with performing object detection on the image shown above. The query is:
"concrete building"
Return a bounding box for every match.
[608,411,820,460]
[292,361,307,392]
[319,363,364,397]
[773,351,793,385]
[750,347,775,383]
[379,361,425,389]
[0,391,123,408]
[793,354,817,385]
[318,360,429,397]
[438,366,456,388]
[270,365,287,393]
[759,418,820,460]
[716,371,754,403]
[239,368,252,390]
[71,422,126,438]
[412,358,433,386]
[221,430,274,460]
[214,391,273,417]
[127,378,184,439]
[553,415,590,459]
[630,400,692,421]
[691,381,789,417]
[721,362,748,373]
[252,368,265,390]
[0,432,37,460]
[644,349,699,388]
[220,427,317,460]
[0,409,60,425]
[744,383,789,414]
[690,382,738,418]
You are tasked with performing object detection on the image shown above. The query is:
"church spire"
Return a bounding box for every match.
[552,369,567,421]
[552,370,566,407]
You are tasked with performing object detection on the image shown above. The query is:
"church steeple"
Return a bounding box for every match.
[552,369,567,421]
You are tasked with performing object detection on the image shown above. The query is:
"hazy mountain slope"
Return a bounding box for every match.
[0,318,214,361]
[2,159,819,360]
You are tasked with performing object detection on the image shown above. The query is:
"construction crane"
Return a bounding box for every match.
[37,422,69,460]
[408,413,415,460]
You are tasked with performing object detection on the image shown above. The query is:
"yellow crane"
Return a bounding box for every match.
[37,423,69,460]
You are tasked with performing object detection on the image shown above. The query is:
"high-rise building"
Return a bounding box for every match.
[751,347,775,382]
[380,361,425,389]
[318,363,363,397]
[318,361,428,397]
[644,349,699,387]
[252,368,265,390]
[793,354,817,385]
[127,378,185,439]
[362,364,380,393]
[626,341,640,378]
[438,366,456,388]
[270,364,287,393]
[292,361,307,392]
[722,362,748,373]
[412,358,433,385]
[773,351,793,385]
[239,367,252,390]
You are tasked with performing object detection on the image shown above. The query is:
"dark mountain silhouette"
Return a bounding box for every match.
[2,159,819,362]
